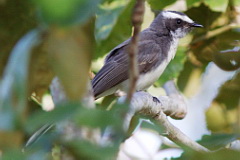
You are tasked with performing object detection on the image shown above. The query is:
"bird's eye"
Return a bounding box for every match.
[176,19,182,24]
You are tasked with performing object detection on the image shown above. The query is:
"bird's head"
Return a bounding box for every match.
[152,11,203,38]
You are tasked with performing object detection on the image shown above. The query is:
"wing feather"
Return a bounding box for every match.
[92,30,165,98]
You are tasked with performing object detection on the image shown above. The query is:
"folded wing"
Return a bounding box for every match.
[92,33,163,98]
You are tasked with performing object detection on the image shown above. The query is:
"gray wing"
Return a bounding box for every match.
[92,37,163,98]
[92,45,129,98]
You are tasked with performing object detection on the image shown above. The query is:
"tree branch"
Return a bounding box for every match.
[120,80,210,152]
[191,23,240,44]
[126,0,145,102]
[154,111,210,152]
[163,80,187,119]
[122,81,187,121]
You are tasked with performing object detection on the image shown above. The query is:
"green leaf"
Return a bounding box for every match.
[46,27,92,100]
[155,46,187,86]
[95,0,129,41]
[2,149,26,160]
[0,29,41,130]
[185,3,222,30]
[94,0,134,59]
[141,119,164,134]
[25,102,79,132]
[74,108,121,128]
[33,0,101,25]
[26,102,124,133]
[186,0,201,8]
[75,103,128,129]
[215,71,240,109]
[233,0,240,5]
[174,149,240,160]
[0,0,37,76]
[212,41,240,71]
[147,0,177,10]
[65,140,118,160]
[204,0,229,12]
[198,133,240,150]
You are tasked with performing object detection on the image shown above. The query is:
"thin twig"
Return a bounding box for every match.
[191,23,240,44]
[126,0,145,102]
[155,111,211,153]
[160,81,209,152]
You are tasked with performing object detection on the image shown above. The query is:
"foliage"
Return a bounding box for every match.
[0,0,239,159]
[174,149,240,160]
[198,133,240,150]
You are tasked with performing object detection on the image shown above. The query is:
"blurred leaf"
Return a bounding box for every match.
[204,0,229,12]
[176,60,202,92]
[33,0,101,26]
[95,0,134,59]
[155,46,187,86]
[141,119,164,134]
[0,0,37,76]
[28,31,55,101]
[188,2,239,65]
[25,150,50,160]
[206,103,228,132]
[25,102,79,132]
[2,149,26,160]
[215,71,240,109]
[24,124,55,149]
[103,0,115,3]
[185,3,221,30]
[174,149,240,160]
[0,131,24,150]
[100,94,117,110]
[191,29,240,68]
[26,102,123,133]
[186,0,202,8]
[213,46,240,71]
[233,0,240,5]
[46,26,93,100]
[0,29,42,130]
[147,0,177,10]
[75,103,128,130]
[95,0,129,41]
[74,108,121,128]
[65,140,118,160]
[198,133,240,150]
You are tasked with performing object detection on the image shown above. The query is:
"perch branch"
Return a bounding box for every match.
[120,80,210,152]
[121,80,187,121]
[154,111,210,152]
[126,0,145,102]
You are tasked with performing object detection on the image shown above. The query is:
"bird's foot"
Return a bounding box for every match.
[152,96,161,104]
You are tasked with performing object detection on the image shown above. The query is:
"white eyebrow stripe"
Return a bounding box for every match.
[162,11,194,23]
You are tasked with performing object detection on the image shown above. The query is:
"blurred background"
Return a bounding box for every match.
[0,0,239,159]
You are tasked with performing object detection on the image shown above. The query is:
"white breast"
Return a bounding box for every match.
[136,38,179,90]
[136,60,168,90]
[117,38,179,93]
[167,38,179,62]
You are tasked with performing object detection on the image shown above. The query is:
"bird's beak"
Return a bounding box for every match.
[190,22,203,28]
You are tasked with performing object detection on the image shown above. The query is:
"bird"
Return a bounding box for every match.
[25,11,202,149]
[92,11,203,99]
